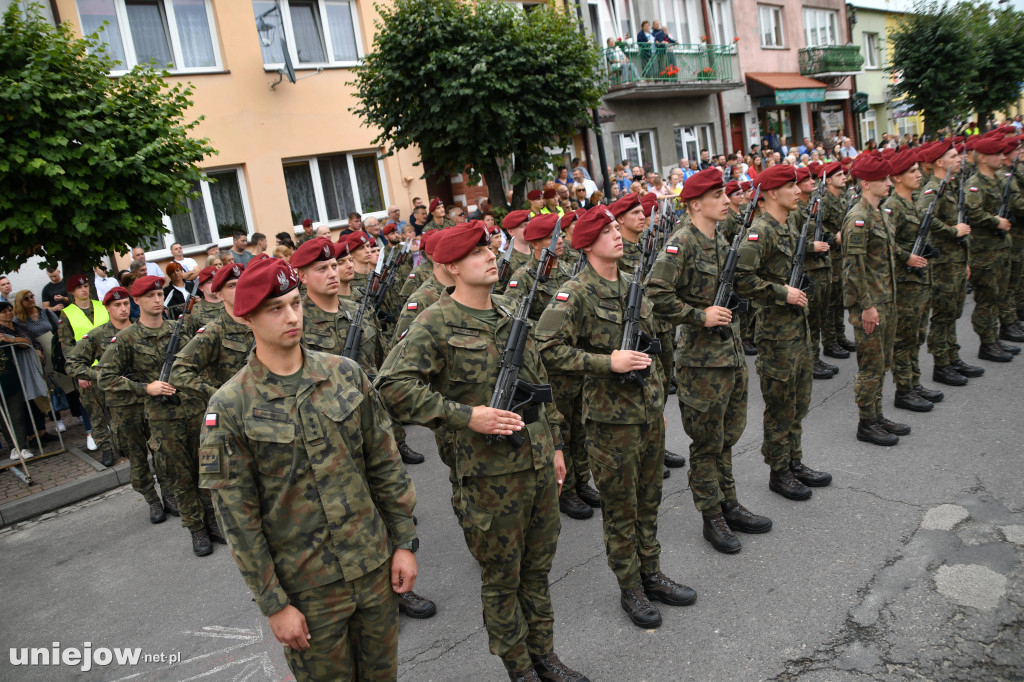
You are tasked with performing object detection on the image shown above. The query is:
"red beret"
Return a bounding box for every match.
[561,209,581,231]
[129,275,163,298]
[679,168,725,201]
[840,156,854,166]
[523,213,561,242]
[428,198,443,213]
[889,149,918,176]
[527,189,543,201]
[249,253,272,266]
[572,205,616,250]
[340,231,373,253]
[974,135,1007,155]
[432,221,491,264]
[1003,136,1020,155]
[880,147,896,158]
[608,192,641,218]
[233,259,300,317]
[813,161,842,178]
[211,262,244,292]
[739,181,752,192]
[419,228,444,258]
[382,222,398,235]
[67,274,89,291]
[954,135,965,145]
[916,139,952,164]
[291,237,336,269]
[965,136,980,151]
[502,209,530,231]
[542,188,557,199]
[197,265,218,285]
[725,181,741,197]
[795,166,812,183]
[640,192,659,217]
[102,287,130,305]
[851,151,895,181]
[302,218,313,228]
[755,164,799,191]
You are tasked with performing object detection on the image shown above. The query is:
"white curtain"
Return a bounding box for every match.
[353,155,383,213]
[208,170,248,237]
[173,0,216,67]
[289,2,326,63]
[325,1,358,61]
[125,1,173,67]
[284,163,319,225]
[319,155,355,221]
[77,0,127,64]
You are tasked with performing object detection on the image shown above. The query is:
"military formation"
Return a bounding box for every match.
[52,124,1024,682]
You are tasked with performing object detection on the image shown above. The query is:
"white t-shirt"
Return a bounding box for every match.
[94,274,119,300]
[144,262,164,278]
[174,257,199,272]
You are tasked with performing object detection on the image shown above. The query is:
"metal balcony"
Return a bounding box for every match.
[799,45,864,80]
[601,43,742,99]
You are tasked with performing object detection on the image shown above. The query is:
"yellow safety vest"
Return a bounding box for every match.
[63,302,109,366]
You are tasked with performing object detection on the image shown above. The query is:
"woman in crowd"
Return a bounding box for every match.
[163,262,189,316]
[12,290,70,435]
[0,301,55,455]
[272,245,293,261]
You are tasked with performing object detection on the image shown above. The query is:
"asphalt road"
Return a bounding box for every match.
[1,311,1022,682]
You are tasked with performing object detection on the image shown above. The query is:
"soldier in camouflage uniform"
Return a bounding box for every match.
[377,222,588,682]
[183,266,224,336]
[536,206,696,631]
[820,165,855,360]
[883,149,944,412]
[295,218,316,246]
[737,182,761,355]
[422,197,457,232]
[965,135,1022,361]
[648,168,773,555]
[98,276,215,556]
[734,164,832,499]
[198,258,418,682]
[390,233,452,346]
[998,138,1024,335]
[1011,144,1024,324]
[505,212,598,522]
[493,210,534,295]
[66,286,170,522]
[842,153,910,447]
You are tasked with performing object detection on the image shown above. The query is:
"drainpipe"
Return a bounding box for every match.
[700,0,731,154]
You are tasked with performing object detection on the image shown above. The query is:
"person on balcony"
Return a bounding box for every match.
[637,21,655,43]
[651,20,677,44]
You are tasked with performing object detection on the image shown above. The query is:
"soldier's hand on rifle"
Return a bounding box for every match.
[997,217,1011,231]
[554,450,566,495]
[812,241,830,253]
[907,254,927,269]
[469,406,524,436]
[703,306,733,327]
[785,286,808,308]
[146,380,176,397]
[610,350,652,373]
[268,604,310,650]
[955,223,971,237]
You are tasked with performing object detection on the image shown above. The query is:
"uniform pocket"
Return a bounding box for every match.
[243,418,297,478]
[447,333,492,385]
[755,355,790,382]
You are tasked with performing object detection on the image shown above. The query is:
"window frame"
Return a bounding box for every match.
[281,151,390,229]
[674,125,715,166]
[255,0,365,71]
[614,130,659,173]
[802,7,839,47]
[758,5,784,48]
[860,109,877,147]
[708,0,736,46]
[863,32,879,69]
[75,0,222,75]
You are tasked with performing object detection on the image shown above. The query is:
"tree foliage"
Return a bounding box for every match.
[0,2,215,277]
[351,0,604,209]
[888,1,1024,135]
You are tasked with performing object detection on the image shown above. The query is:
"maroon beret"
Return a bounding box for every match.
[813,161,842,178]
[249,253,273,267]
[428,198,443,213]
[129,275,163,298]
[382,222,398,235]
[432,221,491,264]
[739,181,753,192]
[197,265,218,285]
[973,135,1007,156]
[840,156,854,167]
[965,136,980,151]
[419,228,444,258]
[290,237,336,269]
[233,258,300,317]
[724,181,742,197]
[795,166,812,183]
[527,189,543,201]
[640,192,659,217]
[340,231,373,253]
[679,168,724,201]
[851,151,895,181]
[67,274,89,291]
[917,139,952,164]
[572,206,616,250]
[102,287,130,305]
[889,149,919,176]
[211,262,244,293]
[523,213,561,242]
[542,188,557,199]
[502,209,531,231]
[1002,136,1021,155]
[560,209,581,231]
[880,147,897,158]
[755,164,799,191]
[608,192,641,218]
[302,218,313,228]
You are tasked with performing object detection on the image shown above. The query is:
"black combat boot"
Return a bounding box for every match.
[979,343,1012,362]
[913,385,944,403]
[397,443,425,464]
[876,415,911,436]
[576,483,601,508]
[823,343,851,359]
[790,461,832,487]
[148,498,166,524]
[812,360,834,380]
[999,325,1024,342]
[642,570,698,605]
[100,450,114,467]
[191,528,213,557]
[702,514,742,553]
[507,664,542,682]
[769,469,812,500]
[207,519,227,544]
[663,467,670,479]
[952,359,984,377]
[932,365,967,386]
[398,591,437,619]
[742,338,758,355]
[996,339,1020,354]
[894,390,933,412]
[558,493,593,520]
[664,450,686,468]
[620,586,662,628]
[857,419,899,446]
[821,360,840,375]
[722,500,773,533]
[530,652,590,682]
[839,337,857,352]
[668,376,678,395]
[163,493,180,517]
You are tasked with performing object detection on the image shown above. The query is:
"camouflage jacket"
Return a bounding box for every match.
[170,309,254,403]
[618,236,642,275]
[493,248,532,295]
[199,349,416,617]
[823,189,847,264]
[790,198,828,273]
[648,223,744,368]
[184,299,224,337]
[917,175,967,264]
[965,172,1010,252]
[64,321,138,407]
[391,276,445,348]
[882,193,930,285]
[301,295,380,375]
[97,320,203,421]
[842,197,897,312]
[719,208,743,243]
[399,260,432,301]
[535,262,665,425]
[375,291,563,478]
[422,217,456,233]
[735,211,809,343]
[504,256,575,323]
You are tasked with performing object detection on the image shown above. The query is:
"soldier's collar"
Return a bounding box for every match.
[247,348,328,401]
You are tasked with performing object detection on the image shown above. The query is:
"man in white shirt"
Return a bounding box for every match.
[132,247,167,285]
[840,138,859,159]
[571,167,599,197]
[170,242,199,281]
[93,266,119,300]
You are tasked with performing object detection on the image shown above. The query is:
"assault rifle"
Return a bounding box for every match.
[787,190,817,312]
[487,221,559,447]
[811,171,831,261]
[158,279,199,406]
[571,251,588,277]
[710,186,760,337]
[372,240,411,322]
[619,208,663,385]
[996,155,1020,238]
[496,236,515,286]
[342,249,385,360]
[907,175,945,274]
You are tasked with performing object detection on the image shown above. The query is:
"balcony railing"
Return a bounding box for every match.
[602,43,738,87]
[799,45,864,77]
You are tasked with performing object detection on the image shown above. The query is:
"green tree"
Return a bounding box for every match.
[350,0,604,211]
[887,2,977,136]
[962,3,1024,128]
[0,2,215,280]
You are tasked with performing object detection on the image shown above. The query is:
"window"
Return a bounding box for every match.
[614,131,658,172]
[674,126,715,165]
[283,152,387,226]
[708,0,736,45]
[758,5,783,48]
[895,116,918,140]
[863,32,879,69]
[860,109,877,147]
[803,8,838,47]
[76,0,220,72]
[656,0,695,44]
[253,0,362,68]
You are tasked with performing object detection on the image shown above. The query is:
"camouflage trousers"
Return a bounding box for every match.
[392,421,406,447]
[823,256,846,346]
[677,364,747,516]
[151,412,213,532]
[740,302,757,344]
[454,467,559,672]
[1005,246,1024,322]
[927,261,967,366]
[284,562,399,682]
[969,249,1010,344]
[893,282,931,391]
[585,419,664,589]
[108,402,164,503]
[851,302,896,420]
[552,376,587,495]
[754,336,811,471]
[80,385,113,457]
[805,267,832,358]
[657,326,676,392]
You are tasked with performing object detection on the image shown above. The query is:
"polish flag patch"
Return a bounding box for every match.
[855,220,865,227]
[508,280,518,288]
[109,336,117,343]
[747,234,759,241]
[666,246,679,254]
[407,302,418,310]
[969,187,979,192]
[197,326,205,334]
[408,273,416,279]
[555,292,570,302]
[924,188,934,195]
[400,329,409,340]
[884,208,892,214]
[205,413,218,427]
